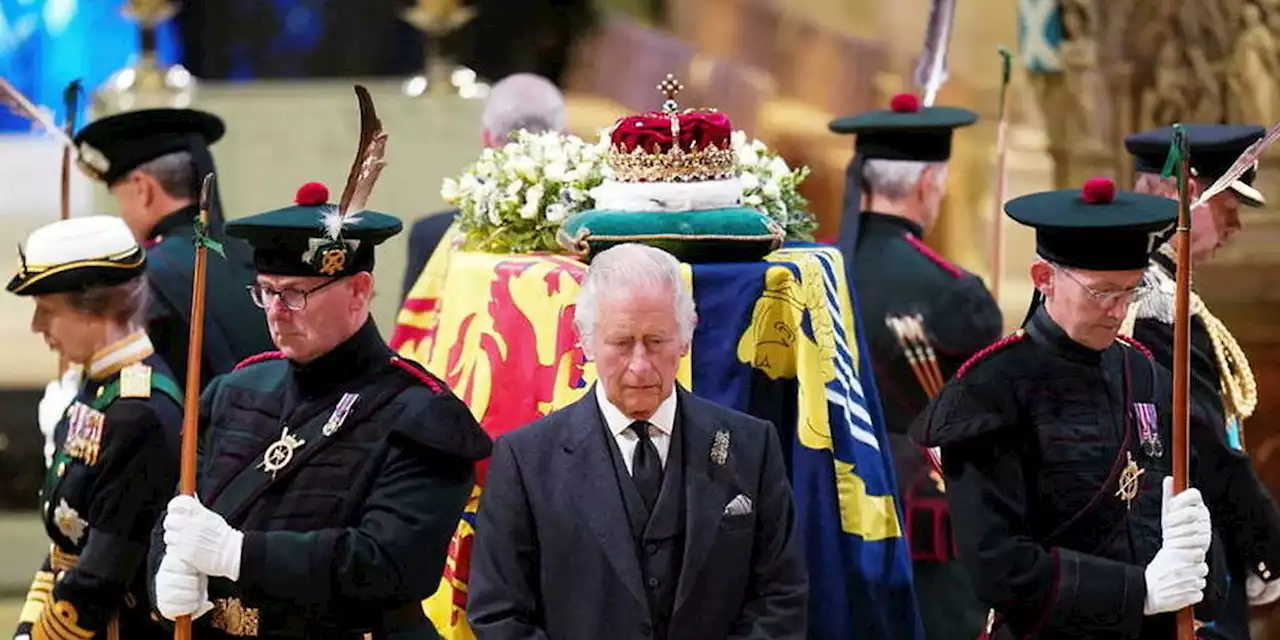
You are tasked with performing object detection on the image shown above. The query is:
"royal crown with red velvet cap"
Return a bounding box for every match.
[604,74,736,183]
[1003,177,1178,271]
[557,74,783,263]
[827,92,978,162]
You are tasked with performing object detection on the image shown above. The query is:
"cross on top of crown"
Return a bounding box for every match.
[658,74,683,112]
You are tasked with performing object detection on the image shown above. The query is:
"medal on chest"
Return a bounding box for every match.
[63,402,106,466]
[259,427,306,479]
[1115,451,1145,509]
[1132,402,1163,458]
[322,393,360,437]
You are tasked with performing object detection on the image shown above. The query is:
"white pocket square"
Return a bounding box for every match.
[723,494,753,516]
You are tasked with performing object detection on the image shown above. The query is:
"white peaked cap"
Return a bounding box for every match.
[8,215,145,296]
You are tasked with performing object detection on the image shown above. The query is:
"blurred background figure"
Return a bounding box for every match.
[401,72,567,299]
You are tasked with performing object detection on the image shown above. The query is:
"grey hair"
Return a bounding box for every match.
[66,275,150,329]
[481,73,566,143]
[574,244,697,346]
[862,159,948,200]
[134,151,194,199]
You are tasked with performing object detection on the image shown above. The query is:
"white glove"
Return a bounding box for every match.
[154,554,213,621]
[1160,477,1212,553]
[1247,574,1280,606]
[1144,546,1209,614]
[163,495,244,581]
[37,367,81,468]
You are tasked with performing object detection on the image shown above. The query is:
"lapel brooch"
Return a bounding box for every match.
[710,429,730,466]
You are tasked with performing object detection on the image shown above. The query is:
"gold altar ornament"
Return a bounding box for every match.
[94,0,197,114]
[401,0,487,99]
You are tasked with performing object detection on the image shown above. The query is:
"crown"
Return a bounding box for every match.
[605,74,736,183]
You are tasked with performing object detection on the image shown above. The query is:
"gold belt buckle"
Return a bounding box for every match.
[210,598,260,637]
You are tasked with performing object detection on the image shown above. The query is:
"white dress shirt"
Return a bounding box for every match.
[595,383,677,474]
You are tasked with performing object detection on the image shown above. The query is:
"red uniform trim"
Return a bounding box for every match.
[390,357,444,394]
[233,350,285,371]
[904,233,962,279]
[954,331,1027,380]
[1115,334,1153,360]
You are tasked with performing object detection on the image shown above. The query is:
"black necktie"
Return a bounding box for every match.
[629,420,663,512]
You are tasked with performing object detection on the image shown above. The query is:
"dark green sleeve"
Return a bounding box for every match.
[37,402,176,639]
[237,442,475,606]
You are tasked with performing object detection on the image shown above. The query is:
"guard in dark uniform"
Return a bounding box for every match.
[830,92,1003,639]
[911,178,1280,638]
[72,109,273,391]
[147,180,493,638]
[1123,124,1280,640]
[8,216,183,640]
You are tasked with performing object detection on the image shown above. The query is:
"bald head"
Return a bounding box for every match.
[482,73,566,147]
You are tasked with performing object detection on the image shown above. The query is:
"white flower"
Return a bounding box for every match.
[441,177,460,202]
[768,156,791,179]
[520,183,545,219]
[762,180,781,199]
[743,194,763,207]
[740,172,760,191]
[544,161,568,183]
[546,203,569,223]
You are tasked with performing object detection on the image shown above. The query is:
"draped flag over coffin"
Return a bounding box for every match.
[391,243,919,640]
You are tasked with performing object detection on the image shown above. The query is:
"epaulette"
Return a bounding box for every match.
[954,330,1026,380]
[92,364,183,411]
[390,357,445,394]
[233,351,286,371]
[1116,334,1153,360]
[904,234,962,279]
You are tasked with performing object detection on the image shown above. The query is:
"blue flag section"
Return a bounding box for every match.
[689,243,923,640]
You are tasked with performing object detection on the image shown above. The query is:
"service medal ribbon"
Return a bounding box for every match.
[1133,402,1162,458]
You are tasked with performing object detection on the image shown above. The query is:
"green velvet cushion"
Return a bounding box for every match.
[557,207,784,263]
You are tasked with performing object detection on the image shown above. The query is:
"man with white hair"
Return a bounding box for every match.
[467,243,808,640]
[829,93,1002,640]
[401,73,567,298]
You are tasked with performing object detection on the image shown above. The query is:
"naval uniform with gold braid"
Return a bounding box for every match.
[1125,246,1280,640]
[14,332,182,640]
[146,319,492,639]
[910,307,1246,639]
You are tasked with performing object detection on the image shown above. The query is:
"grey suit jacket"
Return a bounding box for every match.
[467,385,808,640]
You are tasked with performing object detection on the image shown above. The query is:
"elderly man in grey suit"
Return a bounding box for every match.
[467,243,808,640]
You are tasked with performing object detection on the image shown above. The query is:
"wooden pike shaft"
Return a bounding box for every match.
[174,174,215,640]
[1173,151,1194,640]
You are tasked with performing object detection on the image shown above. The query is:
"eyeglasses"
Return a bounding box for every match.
[1054,267,1152,307]
[247,278,342,311]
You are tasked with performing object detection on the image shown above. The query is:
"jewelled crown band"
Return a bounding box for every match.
[604,74,736,183]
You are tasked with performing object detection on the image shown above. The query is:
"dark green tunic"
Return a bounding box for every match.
[910,307,1273,639]
[143,205,274,392]
[844,212,1003,639]
[15,343,182,640]
[147,319,492,639]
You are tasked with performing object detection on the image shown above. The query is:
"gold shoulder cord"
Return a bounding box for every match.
[1157,246,1258,446]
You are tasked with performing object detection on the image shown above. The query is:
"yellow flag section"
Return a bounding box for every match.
[391,248,691,639]
[736,248,901,541]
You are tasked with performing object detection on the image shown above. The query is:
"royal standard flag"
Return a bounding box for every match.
[392,242,921,640]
